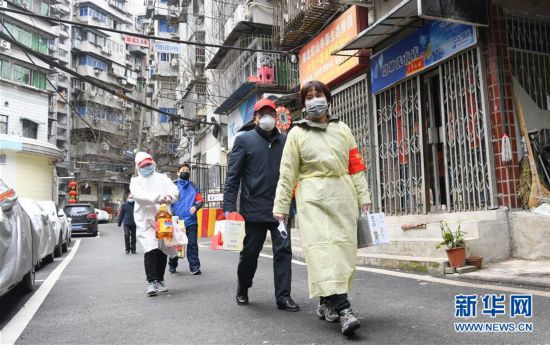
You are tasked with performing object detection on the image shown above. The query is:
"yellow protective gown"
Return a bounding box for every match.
[273,118,371,298]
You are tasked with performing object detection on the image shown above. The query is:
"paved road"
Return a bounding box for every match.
[2,223,549,344]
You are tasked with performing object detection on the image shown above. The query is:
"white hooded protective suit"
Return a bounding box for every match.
[129,152,179,254]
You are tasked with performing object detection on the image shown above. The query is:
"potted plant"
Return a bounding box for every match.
[436,221,466,268]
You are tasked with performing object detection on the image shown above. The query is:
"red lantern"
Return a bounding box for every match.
[69,181,77,188]
[69,190,77,197]
[68,199,77,204]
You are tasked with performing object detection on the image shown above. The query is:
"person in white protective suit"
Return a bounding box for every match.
[130,152,179,297]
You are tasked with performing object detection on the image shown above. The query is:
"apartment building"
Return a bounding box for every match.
[142,0,184,174]
[0,0,64,201]
[205,0,298,157]
[70,0,145,208]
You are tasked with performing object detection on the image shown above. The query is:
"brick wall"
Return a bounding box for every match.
[483,4,520,209]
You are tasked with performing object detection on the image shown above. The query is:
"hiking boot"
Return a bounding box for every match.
[316,301,340,322]
[155,280,168,292]
[146,282,157,297]
[339,309,361,335]
[236,285,249,305]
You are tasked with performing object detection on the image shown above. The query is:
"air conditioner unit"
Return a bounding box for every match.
[122,101,129,107]
[117,124,124,130]
[22,2,30,10]
[49,43,57,52]
[102,46,111,55]
[120,78,127,85]
[89,90,97,97]
[93,68,101,75]
[169,8,178,16]
[0,39,10,50]
[170,59,178,68]
[0,0,6,9]
[49,105,55,113]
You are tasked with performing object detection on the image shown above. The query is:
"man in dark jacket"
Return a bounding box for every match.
[223,98,298,312]
[118,194,136,254]
[169,163,204,274]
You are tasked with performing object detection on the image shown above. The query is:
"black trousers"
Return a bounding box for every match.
[320,294,351,313]
[144,249,167,282]
[237,221,292,304]
[123,224,136,252]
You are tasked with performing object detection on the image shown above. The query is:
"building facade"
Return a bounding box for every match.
[70,0,145,208]
[0,0,64,201]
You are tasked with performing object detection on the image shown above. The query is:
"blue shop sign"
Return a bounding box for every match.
[371,20,477,94]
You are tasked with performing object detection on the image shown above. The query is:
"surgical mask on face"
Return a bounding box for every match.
[259,115,276,131]
[304,97,328,118]
[179,172,190,180]
[139,164,155,177]
[128,199,134,203]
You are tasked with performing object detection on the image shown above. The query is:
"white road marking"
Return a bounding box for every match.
[205,245,550,298]
[354,265,550,298]
[0,240,81,345]
[262,254,550,298]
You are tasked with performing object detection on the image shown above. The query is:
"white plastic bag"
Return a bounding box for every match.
[163,220,188,247]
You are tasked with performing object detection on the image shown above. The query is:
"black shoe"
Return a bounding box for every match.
[168,267,176,273]
[125,250,130,254]
[191,270,201,275]
[131,251,137,254]
[236,286,249,305]
[277,298,300,312]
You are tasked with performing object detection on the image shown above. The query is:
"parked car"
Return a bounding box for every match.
[37,201,70,258]
[57,208,72,252]
[95,208,111,224]
[0,179,39,297]
[64,204,98,236]
[19,198,57,266]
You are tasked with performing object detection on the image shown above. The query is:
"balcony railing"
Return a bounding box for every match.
[273,0,340,49]
[219,51,298,94]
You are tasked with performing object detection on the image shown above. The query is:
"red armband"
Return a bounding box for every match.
[195,192,204,203]
[348,148,366,174]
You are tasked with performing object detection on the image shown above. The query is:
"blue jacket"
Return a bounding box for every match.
[118,201,136,227]
[171,179,203,226]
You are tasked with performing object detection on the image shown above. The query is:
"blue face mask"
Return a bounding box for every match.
[139,164,155,176]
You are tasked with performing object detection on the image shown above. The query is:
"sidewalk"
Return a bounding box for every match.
[453,259,550,289]
[263,230,550,290]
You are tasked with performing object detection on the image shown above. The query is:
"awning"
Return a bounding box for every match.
[335,0,419,52]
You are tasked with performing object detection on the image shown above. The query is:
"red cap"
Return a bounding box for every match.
[137,157,154,168]
[254,98,276,112]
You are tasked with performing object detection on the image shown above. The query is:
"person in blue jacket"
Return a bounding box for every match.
[169,163,204,274]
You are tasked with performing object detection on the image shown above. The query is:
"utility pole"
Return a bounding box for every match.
[137,86,147,151]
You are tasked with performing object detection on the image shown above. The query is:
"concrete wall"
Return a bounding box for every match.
[510,211,550,260]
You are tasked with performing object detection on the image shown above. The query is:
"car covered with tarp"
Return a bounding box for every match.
[0,179,39,297]
[18,198,57,266]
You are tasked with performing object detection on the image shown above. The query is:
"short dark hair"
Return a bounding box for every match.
[179,163,190,171]
[300,80,332,105]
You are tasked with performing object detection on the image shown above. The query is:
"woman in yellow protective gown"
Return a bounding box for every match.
[273,80,371,336]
